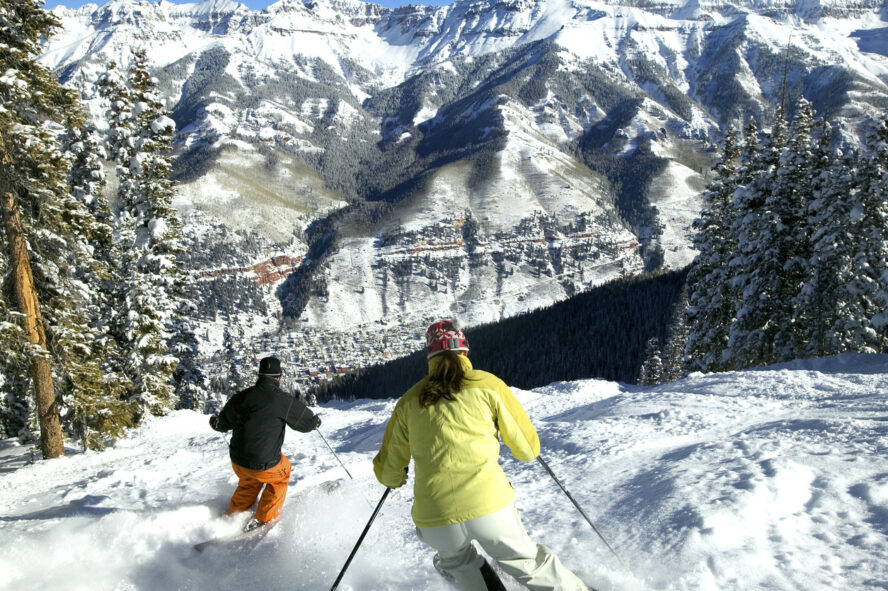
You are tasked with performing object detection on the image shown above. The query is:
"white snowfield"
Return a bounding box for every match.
[1,353,887,590]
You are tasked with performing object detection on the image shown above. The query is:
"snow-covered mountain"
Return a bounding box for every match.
[1,353,886,589]
[40,0,888,342]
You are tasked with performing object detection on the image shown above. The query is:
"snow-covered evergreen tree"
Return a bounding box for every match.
[103,48,188,417]
[64,123,128,362]
[52,306,134,451]
[66,125,117,267]
[0,0,95,457]
[796,123,855,356]
[96,59,143,389]
[639,337,664,385]
[57,126,134,450]
[685,129,740,372]
[662,283,689,381]
[851,120,888,349]
[688,109,888,372]
[96,61,135,207]
[726,112,788,368]
[0,0,143,453]
[766,98,816,360]
[304,389,319,407]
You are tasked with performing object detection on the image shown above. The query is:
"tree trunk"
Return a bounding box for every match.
[0,188,65,459]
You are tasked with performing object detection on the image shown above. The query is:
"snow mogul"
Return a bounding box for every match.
[209,356,320,531]
[373,320,588,591]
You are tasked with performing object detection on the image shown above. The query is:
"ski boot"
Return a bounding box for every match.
[242,517,263,533]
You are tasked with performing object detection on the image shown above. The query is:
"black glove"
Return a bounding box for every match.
[313,415,322,430]
[209,414,221,431]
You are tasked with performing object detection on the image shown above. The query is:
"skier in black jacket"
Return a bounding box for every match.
[210,356,320,531]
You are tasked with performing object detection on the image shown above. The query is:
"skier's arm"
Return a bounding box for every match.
[491,379,540,462]
[286,394,319,433]
[213,392,241,432]
[373,400,410,489]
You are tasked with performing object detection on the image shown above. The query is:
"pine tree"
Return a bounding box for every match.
[851,119,888,349]
[0,0,85,458]
[57,126,134,450]
[304,389,318,407]
[662,283,689,381]
[64,123,125,352]
[66,125,117,266]
[685,129,740,372]
[106,48,187,417]
[96,61,135,208]
[1,13,137,453]
[95,58,141,381]
[727,112,788,368]
[639,338,664,385]
[53,310,134,451]
[797,123,854,356]
[688,109,888,371]
[766,98,816,360]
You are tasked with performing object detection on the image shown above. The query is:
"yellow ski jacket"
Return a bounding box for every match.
[373,355,540,528]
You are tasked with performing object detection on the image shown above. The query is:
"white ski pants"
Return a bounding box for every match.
[416,503,588,591]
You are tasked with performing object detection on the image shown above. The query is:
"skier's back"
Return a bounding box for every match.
[210,356,319,529]
[373,321,588,591]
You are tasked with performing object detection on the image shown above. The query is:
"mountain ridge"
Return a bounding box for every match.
[39,0,888,358]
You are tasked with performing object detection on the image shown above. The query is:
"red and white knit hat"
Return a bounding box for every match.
[426,320,470,359]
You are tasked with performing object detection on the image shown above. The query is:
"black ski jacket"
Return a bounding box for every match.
[213,376,319,471]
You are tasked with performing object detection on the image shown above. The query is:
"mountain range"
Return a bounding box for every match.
[39,0,888,360]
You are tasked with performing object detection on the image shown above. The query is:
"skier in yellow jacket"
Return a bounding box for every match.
[373,320,588,591]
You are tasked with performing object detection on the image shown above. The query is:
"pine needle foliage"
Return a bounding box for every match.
[0,0,135,451]
[1,0,82,453]
[100,48,190,418]
[639,338,664,385]
[686,104,888,372]
[685,128,740,372]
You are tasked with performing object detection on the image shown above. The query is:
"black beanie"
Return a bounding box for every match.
[258,356,282,376]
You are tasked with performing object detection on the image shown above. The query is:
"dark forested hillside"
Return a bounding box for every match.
[313,268,688,401]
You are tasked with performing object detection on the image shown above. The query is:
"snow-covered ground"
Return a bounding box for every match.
[1,353,887,590]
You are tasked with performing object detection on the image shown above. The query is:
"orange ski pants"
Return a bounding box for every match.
[228,454,291,523]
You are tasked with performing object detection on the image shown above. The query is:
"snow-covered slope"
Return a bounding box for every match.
[1,353,886,590]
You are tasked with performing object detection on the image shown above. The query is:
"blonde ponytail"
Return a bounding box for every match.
[420,350,466,407]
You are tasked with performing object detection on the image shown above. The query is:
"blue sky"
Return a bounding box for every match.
[44,0,451,9]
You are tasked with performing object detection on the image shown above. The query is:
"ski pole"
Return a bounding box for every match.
[330,487,392,591]
[537,456,627,568]
[315,429,374,508]
[317,428,354,480]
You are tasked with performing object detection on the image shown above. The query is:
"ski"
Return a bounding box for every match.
[193,517,278,553]
[194,479,342,554]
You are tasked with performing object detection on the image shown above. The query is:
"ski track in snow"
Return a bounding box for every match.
[1,354,887,590]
